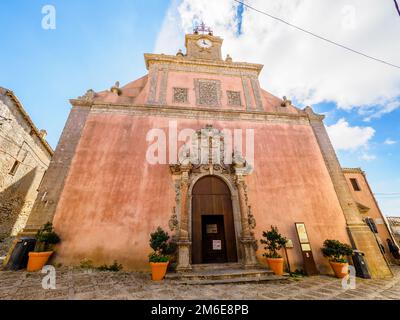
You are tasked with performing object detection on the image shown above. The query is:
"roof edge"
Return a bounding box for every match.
[2,88,54,156]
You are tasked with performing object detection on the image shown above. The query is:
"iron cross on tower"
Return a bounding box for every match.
[193,21,213,35]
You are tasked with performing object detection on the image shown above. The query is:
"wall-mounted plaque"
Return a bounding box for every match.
[285,239,294,248]
[213,240,222,250]
[295,223,309,243]
[206,224,218,234]
[294,222,319,276]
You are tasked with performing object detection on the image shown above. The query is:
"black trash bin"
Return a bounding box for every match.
[352,250,371,279]
[5,237,36,271]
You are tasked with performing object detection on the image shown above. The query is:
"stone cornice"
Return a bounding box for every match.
[343,167,365,175]
[144,53,264,75]
[69,99,94,107]
[304,106,325,121]
[87,102,310,125]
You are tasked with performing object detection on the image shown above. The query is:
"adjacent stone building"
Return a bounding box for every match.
[343,168,398,264]
[24,30,393,278]
[387,217,400,246]
[0,87,53,256]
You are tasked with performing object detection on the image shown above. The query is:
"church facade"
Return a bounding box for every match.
[23,31,392,278]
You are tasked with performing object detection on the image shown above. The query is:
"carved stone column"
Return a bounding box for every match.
[176,166,192,272]
[236,175,258,268]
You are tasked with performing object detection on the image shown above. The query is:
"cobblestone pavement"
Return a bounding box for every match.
[1,266,399,300]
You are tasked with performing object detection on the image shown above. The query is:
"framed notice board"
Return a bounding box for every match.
[295,223,319,276]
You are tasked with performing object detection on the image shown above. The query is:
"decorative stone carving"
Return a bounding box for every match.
[159,69,169,105]
[227,91,242,107]
[241,77,253,110]
[110,81,121,95]
[233,149,253,175]
[147,65,159,104]
[170,125,259,271]
[248,206,256,230]
[173,87,188,104]
[169,207,179,231]
[195,79,221,107]
[78,89,96,101]
[250,78,263,111]
[281,96,292,107]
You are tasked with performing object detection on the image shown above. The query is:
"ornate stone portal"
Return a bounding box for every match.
[169,125,258,271]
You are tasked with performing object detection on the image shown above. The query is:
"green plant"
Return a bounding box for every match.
[79,258,94,269]
[34,222,60,252]
[260,226,288,259]
[149,227,176,263]
[149,252,169,263]
[97,260,123,272]
[321,240,353,263]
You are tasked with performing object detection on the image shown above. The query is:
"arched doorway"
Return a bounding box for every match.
[192,176,238,264]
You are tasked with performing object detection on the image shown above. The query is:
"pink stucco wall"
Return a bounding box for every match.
[52,112,350,272]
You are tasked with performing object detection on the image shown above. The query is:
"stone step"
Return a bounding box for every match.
[169,274,287,285]
[191,263,243,272]
[165,268,275,282]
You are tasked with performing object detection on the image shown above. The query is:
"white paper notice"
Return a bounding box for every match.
[213,240,222,250]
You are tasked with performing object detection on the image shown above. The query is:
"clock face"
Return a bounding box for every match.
[197,38,212,48]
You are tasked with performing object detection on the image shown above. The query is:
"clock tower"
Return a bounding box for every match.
[185,33,223,61]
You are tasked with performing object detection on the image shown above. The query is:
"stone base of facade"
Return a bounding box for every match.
[347,224,393,278]
[240,237,259,269]
[176,239,192,272]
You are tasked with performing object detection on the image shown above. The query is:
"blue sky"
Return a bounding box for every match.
[0,0,170,147]
[1,1,399,216]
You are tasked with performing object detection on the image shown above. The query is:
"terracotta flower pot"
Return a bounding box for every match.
[267,258,284,275]
[27,252,53,272]
[150,262,169,281]
[329,261,349,278]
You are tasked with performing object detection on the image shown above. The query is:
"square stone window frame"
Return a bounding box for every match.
[173,87,189,104]
[194,78,222,108]
[226,90,242,107]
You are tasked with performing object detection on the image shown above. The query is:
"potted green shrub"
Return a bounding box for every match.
[260,226,288,275]
[27,222,60,272]
[149,227,175,281]
[321,239,353,278]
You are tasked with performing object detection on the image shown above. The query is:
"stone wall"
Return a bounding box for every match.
[343,168,397,264]
[0,89,52,255]
[387,217,400,246]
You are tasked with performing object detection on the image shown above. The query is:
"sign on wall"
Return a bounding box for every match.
[213,240,222,250]
[206,224,218,234]
[294,222,319,276]
[296,223,310,243]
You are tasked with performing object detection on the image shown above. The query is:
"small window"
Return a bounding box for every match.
[9,160,20,176]
[350,178,361,191]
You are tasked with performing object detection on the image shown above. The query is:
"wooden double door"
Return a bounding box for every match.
[192,176,238,264]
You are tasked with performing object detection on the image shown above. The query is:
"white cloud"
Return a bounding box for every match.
[384,138,397,145]
[363,101,400,121]
[155,0,400,116]
[359,152,376,161]
[326,118,375,151]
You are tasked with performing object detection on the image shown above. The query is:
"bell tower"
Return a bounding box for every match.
[185,23,223,61]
